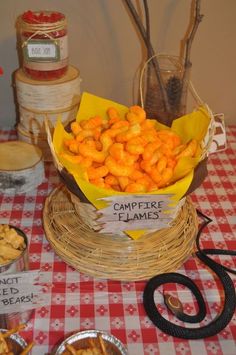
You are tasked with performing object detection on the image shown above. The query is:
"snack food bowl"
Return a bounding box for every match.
[55,329,128,355]
[0,328,28,353]
[0,225,29,274]
[0,225,32,329]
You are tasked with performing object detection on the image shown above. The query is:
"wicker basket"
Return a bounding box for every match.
[43,185,198,281]
[43,57,216,279]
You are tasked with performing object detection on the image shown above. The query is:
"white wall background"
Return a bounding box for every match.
[0,0,236,128]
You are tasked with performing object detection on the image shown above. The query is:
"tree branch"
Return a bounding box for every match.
[123,0,169,111]
[183,0,204,77]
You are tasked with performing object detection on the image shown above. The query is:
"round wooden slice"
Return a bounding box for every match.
[0,141,45,194]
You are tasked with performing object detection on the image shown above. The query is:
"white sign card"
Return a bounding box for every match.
[0,270,45,314]
[98,194,175,234]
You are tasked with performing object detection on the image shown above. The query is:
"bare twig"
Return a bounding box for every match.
[123,0,170,112]
[182,0,203,108]
[143,0,151,57]
[182,0,204,82]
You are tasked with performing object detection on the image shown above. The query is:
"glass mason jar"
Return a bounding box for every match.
[17,10,68,81]
[143,54,190,126]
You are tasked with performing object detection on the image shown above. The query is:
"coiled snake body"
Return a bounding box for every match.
[143,211,236,339]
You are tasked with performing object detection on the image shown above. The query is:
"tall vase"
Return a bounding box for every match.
[143,54,191,126]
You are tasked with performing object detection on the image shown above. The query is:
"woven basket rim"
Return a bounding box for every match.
[43,185,198,281]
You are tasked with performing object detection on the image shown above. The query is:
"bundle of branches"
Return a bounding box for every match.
[123,0,203,126]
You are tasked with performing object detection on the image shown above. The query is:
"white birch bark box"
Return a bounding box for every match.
[14,65,81,135]
[0,141,45,194]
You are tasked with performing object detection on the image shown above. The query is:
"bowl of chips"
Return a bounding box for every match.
[55,329,127,355]
[0,325,34,354]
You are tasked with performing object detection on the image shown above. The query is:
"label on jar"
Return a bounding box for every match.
[26,40,59,61]
[22,35,68,70]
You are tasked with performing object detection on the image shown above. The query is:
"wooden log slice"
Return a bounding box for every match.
[0,141,45,194]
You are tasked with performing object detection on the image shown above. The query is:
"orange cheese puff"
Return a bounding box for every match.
[140,160,153,174]
[140,129,158,143]
[87,165,109,180]
[135,174,153,188]
[173,144,186,156]
[109,143,125,161]
[79,143,107,163]
[79,157,93,168]
[60,153,83,164]
[156,156,168,173]
[89,178,107,188]
[167,157,177,169]
[68,140,79,154]
[157,130,181,146]
[70,121,82,135]
[93,127,102,141]
[125,182,147,193]
[140,119,156,130]
[149,149,163,165]
[133,160,142,170]
[165,137,175,150]
[83,137,96,147]
[130,169,144,181]
[105,174,119,186]
[108,116,121,125]
[176,139,198,159]
[79,119,88,128]
[149,169,162,184]
[157,167,173,188]
[75,129,94,142]
[172,134,182,148]
[110,120,129,130]
[122,152,139,165]
[117,176,130,191]
[116,123,141,143]
[147,181,159,192]
[95,140,103,151]
[82,115,103,129]
[159,143,174,158]
[105,124,129,139]
[105,156,134,177]
[142,140,162,161]
[100,132,113,151]
[107,107,120,120]
[125,136,146,155]
[126,105,146,124]
[92,162,103,168]
[111,184,122,192]
[64,138,75,148]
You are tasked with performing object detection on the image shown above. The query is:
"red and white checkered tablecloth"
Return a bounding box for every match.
[0,127,235,355]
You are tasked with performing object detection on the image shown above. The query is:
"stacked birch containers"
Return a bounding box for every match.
[15,10,81,161]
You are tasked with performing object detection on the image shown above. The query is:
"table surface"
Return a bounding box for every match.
[0,126,235,355]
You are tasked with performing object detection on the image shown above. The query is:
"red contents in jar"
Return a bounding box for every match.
[24,66,68,81]
[22,10,64,23]
[20,10,68,81]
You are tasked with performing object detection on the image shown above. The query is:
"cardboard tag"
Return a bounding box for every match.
[0,270,44,314]
[98,194,175,234]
